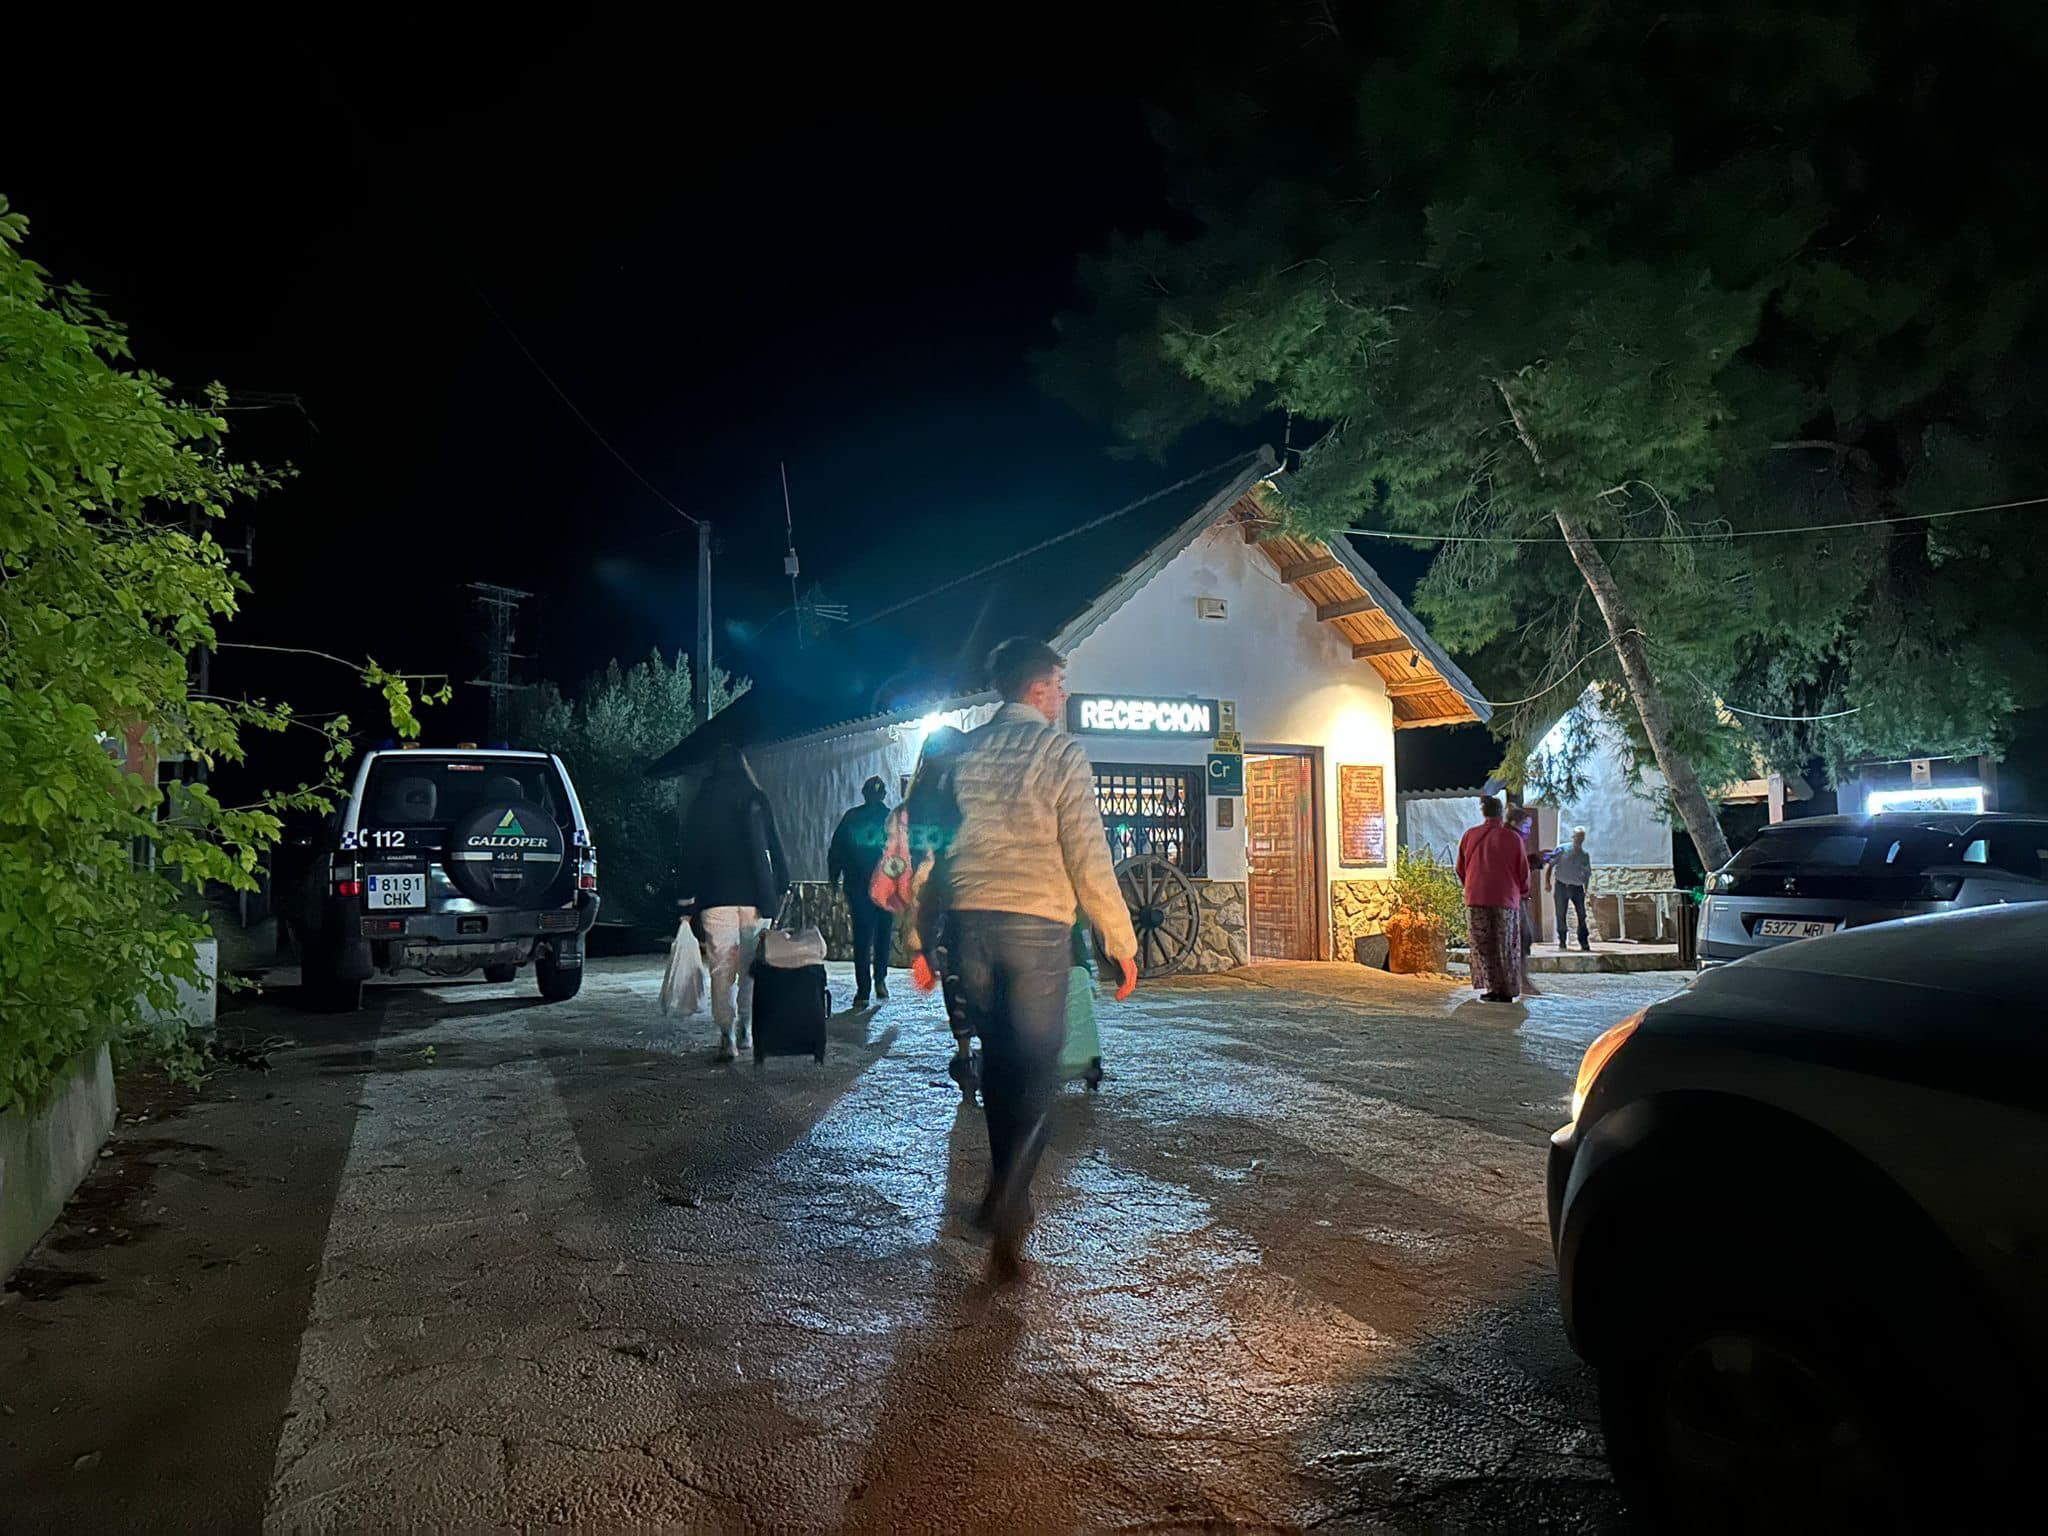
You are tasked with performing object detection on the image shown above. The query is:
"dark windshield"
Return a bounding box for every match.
[359,755,569,829]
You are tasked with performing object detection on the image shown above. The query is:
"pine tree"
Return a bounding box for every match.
[1049,0,2048,864]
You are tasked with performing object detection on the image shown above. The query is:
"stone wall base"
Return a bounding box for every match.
[2,1045,116,1280]
[1331,877,1399,958]
[1188,880,1249,973]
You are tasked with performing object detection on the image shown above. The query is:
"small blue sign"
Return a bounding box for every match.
[1206,752,1245,796]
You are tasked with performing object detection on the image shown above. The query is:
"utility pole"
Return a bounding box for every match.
[694,521,713,728]
[466,582,533,742]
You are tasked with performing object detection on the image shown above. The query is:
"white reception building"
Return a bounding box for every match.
[655,450,1488,972]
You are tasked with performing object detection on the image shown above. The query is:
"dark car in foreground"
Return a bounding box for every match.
[1549,905,2048,1529]
[1698,811,2048,966]
[275,747,600,1009]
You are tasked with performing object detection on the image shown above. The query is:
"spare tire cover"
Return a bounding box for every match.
[446,799,567,909]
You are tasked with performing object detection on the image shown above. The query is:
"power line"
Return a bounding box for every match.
[463,277,700,527]
[1341,493,2048,546]
[1432,633,1635,714]
[842,451,1264,635]
[1716,698,1865,722]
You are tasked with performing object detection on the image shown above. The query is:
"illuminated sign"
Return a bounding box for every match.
[1865,785,1985,815]
[1068,694,1218,737]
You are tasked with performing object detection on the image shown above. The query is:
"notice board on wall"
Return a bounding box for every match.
[1338,764,1388,868]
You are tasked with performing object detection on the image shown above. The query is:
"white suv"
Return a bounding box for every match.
[274,748,600,1010]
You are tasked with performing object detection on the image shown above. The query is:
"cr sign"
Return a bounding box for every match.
[1069,694,1218,737]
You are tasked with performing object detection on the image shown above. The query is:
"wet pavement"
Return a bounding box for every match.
[1,956,1684,1531]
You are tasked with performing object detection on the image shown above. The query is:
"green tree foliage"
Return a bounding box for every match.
[0,200,443,1113]
[516,651,746,929]
[1050,1,2048,863]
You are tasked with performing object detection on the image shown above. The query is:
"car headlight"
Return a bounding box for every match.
[1570,1009,1644,1124]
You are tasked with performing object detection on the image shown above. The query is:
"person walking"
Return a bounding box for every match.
[676,743,790,1062]
[894,728,975,1089]
[828,775,895,1008]
[1547,825,1593,952]
[940,638,1138,1280]
[1456,795,1530,1002]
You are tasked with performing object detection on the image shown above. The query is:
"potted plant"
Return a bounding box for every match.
[1386,848,1467,975]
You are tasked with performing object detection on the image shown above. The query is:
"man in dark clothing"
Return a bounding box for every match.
[827,775,894,1007]
[676,745,791,1061]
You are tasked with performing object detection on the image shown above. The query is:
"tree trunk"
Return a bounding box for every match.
[1553,505,1735,872]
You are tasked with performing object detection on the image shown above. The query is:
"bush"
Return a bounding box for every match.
[1,199,437,1112]
[1393,846,1469,946]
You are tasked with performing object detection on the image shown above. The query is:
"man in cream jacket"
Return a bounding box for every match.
[944,638,1139,1279]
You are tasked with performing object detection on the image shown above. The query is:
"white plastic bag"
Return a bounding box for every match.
[659,921,708,1016]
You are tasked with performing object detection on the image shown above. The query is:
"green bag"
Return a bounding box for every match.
[1060,964,1103,1081]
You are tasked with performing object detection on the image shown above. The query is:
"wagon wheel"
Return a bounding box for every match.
[1114,853,1200,979]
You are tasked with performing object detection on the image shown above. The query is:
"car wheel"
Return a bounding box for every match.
[1595,1239,1954,1532]
[483,962,518,984]
[536,952,582,1002]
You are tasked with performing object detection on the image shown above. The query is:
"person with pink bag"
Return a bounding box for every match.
[871,727,972,1079]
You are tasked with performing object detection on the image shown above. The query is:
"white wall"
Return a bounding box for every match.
[1064,523,1398,888]
[1401,795,1477,862]
[752,703,994,880]
[1531,692,1673,869]
[753,521,1409,896]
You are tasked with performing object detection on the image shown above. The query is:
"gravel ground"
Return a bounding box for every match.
[1,954,1688,1531]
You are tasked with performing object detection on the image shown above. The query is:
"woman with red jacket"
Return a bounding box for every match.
[1456,795,1530,1002]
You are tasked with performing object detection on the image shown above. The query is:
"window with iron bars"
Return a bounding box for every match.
[1093,764,1206,876]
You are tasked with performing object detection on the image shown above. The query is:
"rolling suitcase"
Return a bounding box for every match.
[750,909,830,1065]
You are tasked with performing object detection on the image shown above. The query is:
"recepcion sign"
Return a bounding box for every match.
[1069,694,1219,737]
[1338,763,1388,868]
[1207,752,1245,796]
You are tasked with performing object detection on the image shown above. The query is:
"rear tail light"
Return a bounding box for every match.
[360,917,404,935]
[578,847,598,891]
[335,879,363,898]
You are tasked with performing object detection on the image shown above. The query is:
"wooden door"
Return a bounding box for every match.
[1246,754,1318,961]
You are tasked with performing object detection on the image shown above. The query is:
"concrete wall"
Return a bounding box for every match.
[2,1045,115,1279]
[138,935,217,1037]
[1065,522,1398,892]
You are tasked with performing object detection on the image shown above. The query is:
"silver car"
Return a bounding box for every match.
[1699,811,2048,966]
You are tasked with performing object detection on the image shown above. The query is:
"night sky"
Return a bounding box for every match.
[9,25,1295,765]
